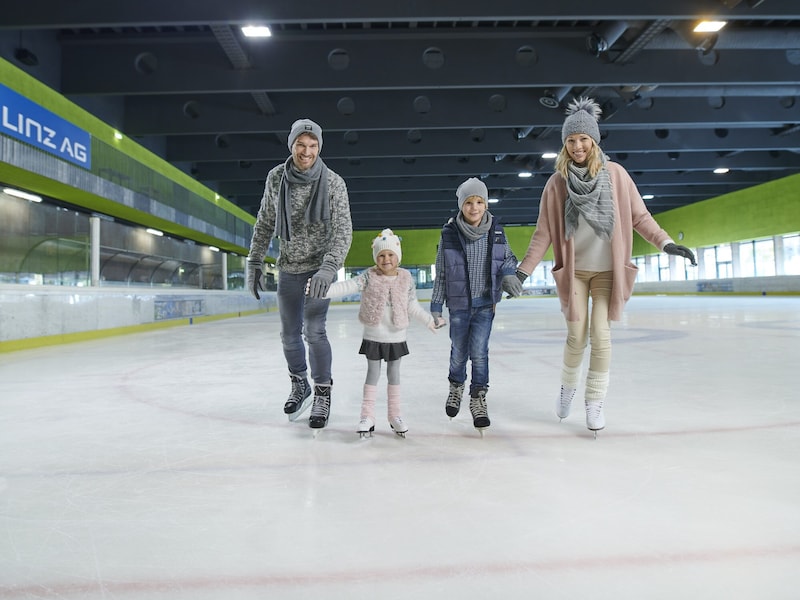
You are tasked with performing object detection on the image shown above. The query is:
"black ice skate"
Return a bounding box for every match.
[284,373,312,422]
[309,383,332,433]
[469,389,490,437]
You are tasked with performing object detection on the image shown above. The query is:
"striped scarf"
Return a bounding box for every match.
[564,158,615,241]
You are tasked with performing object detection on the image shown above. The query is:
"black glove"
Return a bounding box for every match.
[502,274,523,297]
[516,269,529,284]
[246,258,264,300]
[308,262,338,298]
[664,243,697,266]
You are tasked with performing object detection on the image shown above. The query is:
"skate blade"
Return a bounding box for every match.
[357,428,374,439]
[392,429,407,438]
[475,427,488,438]
[286,397,313,422]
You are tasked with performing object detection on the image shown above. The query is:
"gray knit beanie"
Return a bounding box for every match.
[456,177,488,209]
[287,118,323,151]
[561,97,602,144]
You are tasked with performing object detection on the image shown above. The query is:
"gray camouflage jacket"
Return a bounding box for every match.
[248,162,352,274]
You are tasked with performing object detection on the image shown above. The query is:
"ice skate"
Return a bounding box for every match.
[445,381,465,419]
[389,416,408,438]
[557,385,576,421]
[357,417,375,439]
[469,389,490,437]
[585,401,605,439]
[284,373,312,422]
[308,383,332,431]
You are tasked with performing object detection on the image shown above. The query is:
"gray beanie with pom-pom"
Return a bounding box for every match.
[561,97,602,144]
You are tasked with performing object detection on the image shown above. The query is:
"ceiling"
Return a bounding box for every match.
[3,0,800,231]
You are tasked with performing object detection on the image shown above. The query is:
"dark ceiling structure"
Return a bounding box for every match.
[3,0,800,231]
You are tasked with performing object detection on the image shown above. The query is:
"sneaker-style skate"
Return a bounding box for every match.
[357,417,375,439]
[389,416,408,438]
[557,385,576,421]
[445,381,465,418]
[284,374,312,421]
[309,384,332,431]
[585,401,605,439]
[469,389,490,436]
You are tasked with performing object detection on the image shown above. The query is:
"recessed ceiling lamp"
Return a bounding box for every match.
[241,25,272,38]
[518,172,533,178]
[694,21,727,33]
[488,198,500,204]
[713,167,730,174]
[542,152,558,159]
[642,194,655,200]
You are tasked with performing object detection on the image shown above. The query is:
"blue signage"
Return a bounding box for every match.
[0,82,91,169]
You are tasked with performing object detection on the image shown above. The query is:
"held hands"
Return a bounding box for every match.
[246,258,264,300]
[429,312,448,332]
[663,243,698,266]
[515,269,529,284]
[502,274,524,297]
[307,262,338,298]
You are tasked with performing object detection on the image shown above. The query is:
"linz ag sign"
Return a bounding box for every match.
[0,83,91,169]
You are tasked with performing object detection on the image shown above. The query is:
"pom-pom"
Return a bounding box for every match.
[565,97,602,122]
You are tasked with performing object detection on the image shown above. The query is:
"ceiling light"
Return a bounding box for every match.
[488,198,499,204]
[208,246,220,252]
[113,131,123,140]
[3,187,42,202]
[145,228,164,236]
[642,194,654,200]
[241,25,272,38]
[694,21,727,33]
[713,167,730,174]
[518,172,532,178]
[542,152,558,159]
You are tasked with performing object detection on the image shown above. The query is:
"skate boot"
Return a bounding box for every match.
[357,384,377,439]
[585,370,609,439]
[308,383,332,431]
[557,386,576,421]
[445,381,465,418]
[284,373,312,421]
[357,417,375,439]
[469,388,490,436]
[389,416,408,438]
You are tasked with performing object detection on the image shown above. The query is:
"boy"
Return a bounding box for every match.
[430,178,522,434]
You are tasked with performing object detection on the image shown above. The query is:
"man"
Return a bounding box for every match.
[246,119,352,430]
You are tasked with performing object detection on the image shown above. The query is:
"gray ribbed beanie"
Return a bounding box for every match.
[287,118,323,151]
[456,177,488,208]
[561,97,602,144]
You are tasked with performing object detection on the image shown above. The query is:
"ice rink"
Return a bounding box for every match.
[1,294,798,599]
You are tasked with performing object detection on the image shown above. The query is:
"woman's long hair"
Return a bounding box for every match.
[554,139,604,179]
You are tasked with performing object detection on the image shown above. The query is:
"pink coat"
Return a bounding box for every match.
[518,161,672,321]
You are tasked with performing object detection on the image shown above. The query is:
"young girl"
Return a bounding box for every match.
[323,229,442,438]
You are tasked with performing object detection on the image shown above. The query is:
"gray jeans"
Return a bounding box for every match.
[277,270,332,384]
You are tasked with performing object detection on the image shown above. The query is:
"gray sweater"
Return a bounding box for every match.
[248,162,353,273]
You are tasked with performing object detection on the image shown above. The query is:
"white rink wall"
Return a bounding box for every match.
[0,285,276,344]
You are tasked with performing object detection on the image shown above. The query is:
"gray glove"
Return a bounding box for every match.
[430,312,447,329]
[502,274,523,297]
[664,243,697,266]
[308,262,338,298]
[246,257,264,300]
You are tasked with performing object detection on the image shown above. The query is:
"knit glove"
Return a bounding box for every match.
[515,269,529,284]
[502,274,523,297]
[664,243,697,266]
[246,257,264,300]
[307,261,338,298]
[430,312,447,329]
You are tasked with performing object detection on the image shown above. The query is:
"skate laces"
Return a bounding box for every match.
[310,394,330,418]
[289,376,308,401]
[470,393,488,418]
[446,385,463,408]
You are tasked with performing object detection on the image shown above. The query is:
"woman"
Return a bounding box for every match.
[516,97,696,436]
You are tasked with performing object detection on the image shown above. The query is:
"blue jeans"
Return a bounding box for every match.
[447,304,495,395]
[277,271,332,384]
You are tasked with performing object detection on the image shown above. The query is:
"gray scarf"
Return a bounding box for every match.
[275,156,330,241]
[455,211,492,241]
[564,157,615,241]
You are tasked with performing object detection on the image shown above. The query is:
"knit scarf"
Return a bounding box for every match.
[455,210,492,241]
[358,267,412,329]
[564,157,615,241]
[275,156,330,241]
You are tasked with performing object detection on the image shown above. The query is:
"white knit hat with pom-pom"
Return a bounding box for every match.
[372,228,402,263]
[561,97,602,144]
